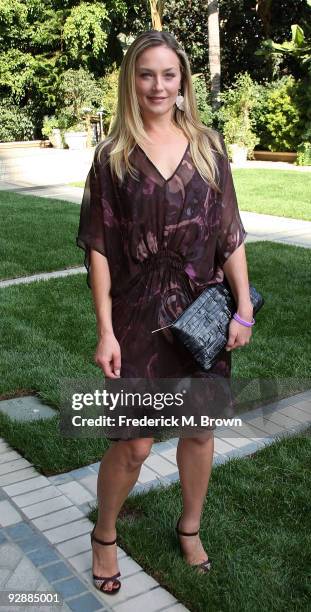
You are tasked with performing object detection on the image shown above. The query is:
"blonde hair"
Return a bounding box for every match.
[97,30,225,192]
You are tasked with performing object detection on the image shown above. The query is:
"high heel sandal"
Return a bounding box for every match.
[175,516,212,573]
[90,525,121,594]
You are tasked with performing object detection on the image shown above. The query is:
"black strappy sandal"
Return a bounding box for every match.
[90,525,121,594]
[175,516,212,573]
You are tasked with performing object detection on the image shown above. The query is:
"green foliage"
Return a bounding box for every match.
[0,50,36,102]
[0,0,28,43]
[219,73,259,156]
[100,63,119,133]
[56,68,102,122]
[64,122,88,133]
[251,76,304,151]
[296,142,311,165]
[0,104,35,142]
[164,0,311,88]
[192,75,214,126]
[0,0,141,137]
[41,116,60,138]
[63,2,110,62]
[257,15,311,78]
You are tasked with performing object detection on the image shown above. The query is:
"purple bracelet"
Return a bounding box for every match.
[233,313,255,327]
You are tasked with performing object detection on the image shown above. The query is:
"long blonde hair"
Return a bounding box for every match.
[97,30,225,192]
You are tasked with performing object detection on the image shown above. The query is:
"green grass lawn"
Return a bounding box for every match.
[232,169,311,221]
[0,241,310,474]
[69,182,85,188]
[70,169,311,221]
[0,191,82,280]
[94,429,310,612]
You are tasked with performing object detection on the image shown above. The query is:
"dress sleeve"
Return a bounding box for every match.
[215,138,247,269]
[76,145,122,290]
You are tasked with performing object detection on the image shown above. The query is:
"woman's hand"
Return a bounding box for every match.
[94,331,121,378]
[225,307,253,352]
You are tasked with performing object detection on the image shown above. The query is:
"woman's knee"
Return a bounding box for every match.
[121,437,153,467]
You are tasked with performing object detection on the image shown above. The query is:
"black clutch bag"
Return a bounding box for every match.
[152,279,264,372]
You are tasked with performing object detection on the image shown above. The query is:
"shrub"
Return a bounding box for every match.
[219,73,259,157]
[42,116,60,138]
[0,103,35,142]
[251,76,302,151]
[56,68,102,122]
[296,142,311,166]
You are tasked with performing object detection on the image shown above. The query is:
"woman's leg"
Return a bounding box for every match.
[92,437,154,590]
[176,432,214,567]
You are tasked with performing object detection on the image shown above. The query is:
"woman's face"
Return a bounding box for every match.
[135,45,182,119]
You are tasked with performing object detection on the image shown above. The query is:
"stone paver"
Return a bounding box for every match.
[58,482,95,505]
[0,536,107,612]
[100,571,159,606]
[137,464,160,484]
[12,485,62,508]
[0,450,22,464]
[144,454,178,477]
[44,519,92,544]
[78,474,98,496]
[56,534,94,559]
[0,458,32,476]
[32,506,84,531]
[22,495,73,520]
[0,541,72,612]
[0,500,22,526]
[3,475,50,497]
[112,586,178,612]
[0,468,38,487]
[0,395,57,421]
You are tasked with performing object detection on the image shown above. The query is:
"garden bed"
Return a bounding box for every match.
[253,150,297,163]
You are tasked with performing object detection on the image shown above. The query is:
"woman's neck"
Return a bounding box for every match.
[141,112,179,138]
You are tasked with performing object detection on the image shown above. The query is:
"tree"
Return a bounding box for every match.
[57,68,103,122]
[0,0,135,134]
[207,0,221,110]
[257,1,311,78]
[149,0,165,30]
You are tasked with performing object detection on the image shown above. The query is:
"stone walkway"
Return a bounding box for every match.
[0,390,310,611]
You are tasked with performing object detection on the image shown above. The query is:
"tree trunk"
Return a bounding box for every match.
[149,0,165,31]
[207,0,221,111]
[256,0,272,38]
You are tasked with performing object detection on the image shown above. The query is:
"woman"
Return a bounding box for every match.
[77,30,253,595]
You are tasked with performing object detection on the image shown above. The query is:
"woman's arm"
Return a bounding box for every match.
[223,242,253,320]
[90,249,113,335]
[223,243,253,352]
[90,249,121,378]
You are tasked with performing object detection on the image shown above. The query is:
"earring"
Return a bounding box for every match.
[175,90,185,111]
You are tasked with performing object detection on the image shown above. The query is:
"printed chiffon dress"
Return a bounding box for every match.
[77,134,247,384]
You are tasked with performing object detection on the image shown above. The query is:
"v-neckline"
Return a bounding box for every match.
[136,142,190,183]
